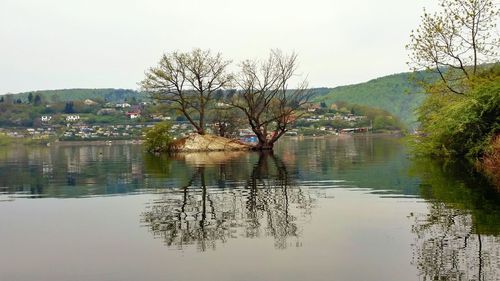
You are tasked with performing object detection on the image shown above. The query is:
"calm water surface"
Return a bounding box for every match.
[0,136,499,281]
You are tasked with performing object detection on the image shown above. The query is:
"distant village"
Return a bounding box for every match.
[0,97,383,143]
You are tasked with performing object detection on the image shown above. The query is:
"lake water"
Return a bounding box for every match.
[0,136,499,281]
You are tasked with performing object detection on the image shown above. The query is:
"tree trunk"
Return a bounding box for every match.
[218,122,226,137]
[251,129,274,150]
[199,108,205,135]
[181,109,205,135]
[256,140,274,150]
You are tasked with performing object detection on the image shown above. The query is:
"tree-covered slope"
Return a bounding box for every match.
[313,71,437,126]
[11,88,143,103]
[5,71,437,126]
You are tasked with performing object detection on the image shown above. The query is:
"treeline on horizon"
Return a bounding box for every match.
[1,69,437,128]
[2,88,141,103]
[0,87,406,132]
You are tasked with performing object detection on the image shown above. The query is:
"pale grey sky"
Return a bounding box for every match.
[0,0,437,94]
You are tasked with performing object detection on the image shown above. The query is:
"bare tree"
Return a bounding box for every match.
[207,89,245,138]
[407,0,499,95]
[140,49,232,134]
[230,50,310,150]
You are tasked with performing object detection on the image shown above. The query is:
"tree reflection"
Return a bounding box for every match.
[141,152,315,251]
[409,159,500,280]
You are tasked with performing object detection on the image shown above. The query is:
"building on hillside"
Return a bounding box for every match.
[307,104,321,112]
[65,115,80,122]
[343,114,367,122]
[216,102,231,107]
[126,111,141,119]
[41,115,52,122]
[115,103,131,108]
[84,99,98,106]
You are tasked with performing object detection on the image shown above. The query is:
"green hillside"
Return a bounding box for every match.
[5,71,437,126]
[11,88,143,103]
[313,71,437,126]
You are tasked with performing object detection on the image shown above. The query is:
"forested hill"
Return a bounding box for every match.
[313,71,437,126]
[11,88,334,103]
[6,71,437,125]
[10,88,143,103]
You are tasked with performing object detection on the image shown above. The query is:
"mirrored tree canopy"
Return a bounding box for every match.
[141,153,317,251]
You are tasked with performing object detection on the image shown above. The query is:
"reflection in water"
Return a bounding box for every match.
[0,137,499,280]
[141,152,315,251]
[409,159,500,281]
[411,203,500,281]
[275,136,422,195]
[0,136,419,198]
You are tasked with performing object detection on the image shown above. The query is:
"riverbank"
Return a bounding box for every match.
[481,135,500,188]
[1,131,405,148]
[0,137,144,147]
[284,131,404,139]
[54,139,144,146]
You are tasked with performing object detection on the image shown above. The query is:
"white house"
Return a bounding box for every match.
[65,115,80,122]
[115,103,131,108]
[41,115,52,122]
[216,102,231,107]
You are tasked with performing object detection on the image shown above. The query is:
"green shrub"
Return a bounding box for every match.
[144,122,173,153]
[414,65,500,158]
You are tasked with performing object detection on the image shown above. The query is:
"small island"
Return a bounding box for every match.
[140,49,310,152]
[169,134,251,152]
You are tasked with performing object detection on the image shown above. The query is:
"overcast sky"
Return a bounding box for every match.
[0,0,438,94]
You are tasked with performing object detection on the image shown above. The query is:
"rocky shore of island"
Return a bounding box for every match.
[168,134,252,152]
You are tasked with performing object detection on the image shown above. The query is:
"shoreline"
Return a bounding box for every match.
[53,139,144,146]
[1,131,405,147]
[284,131,404,139]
